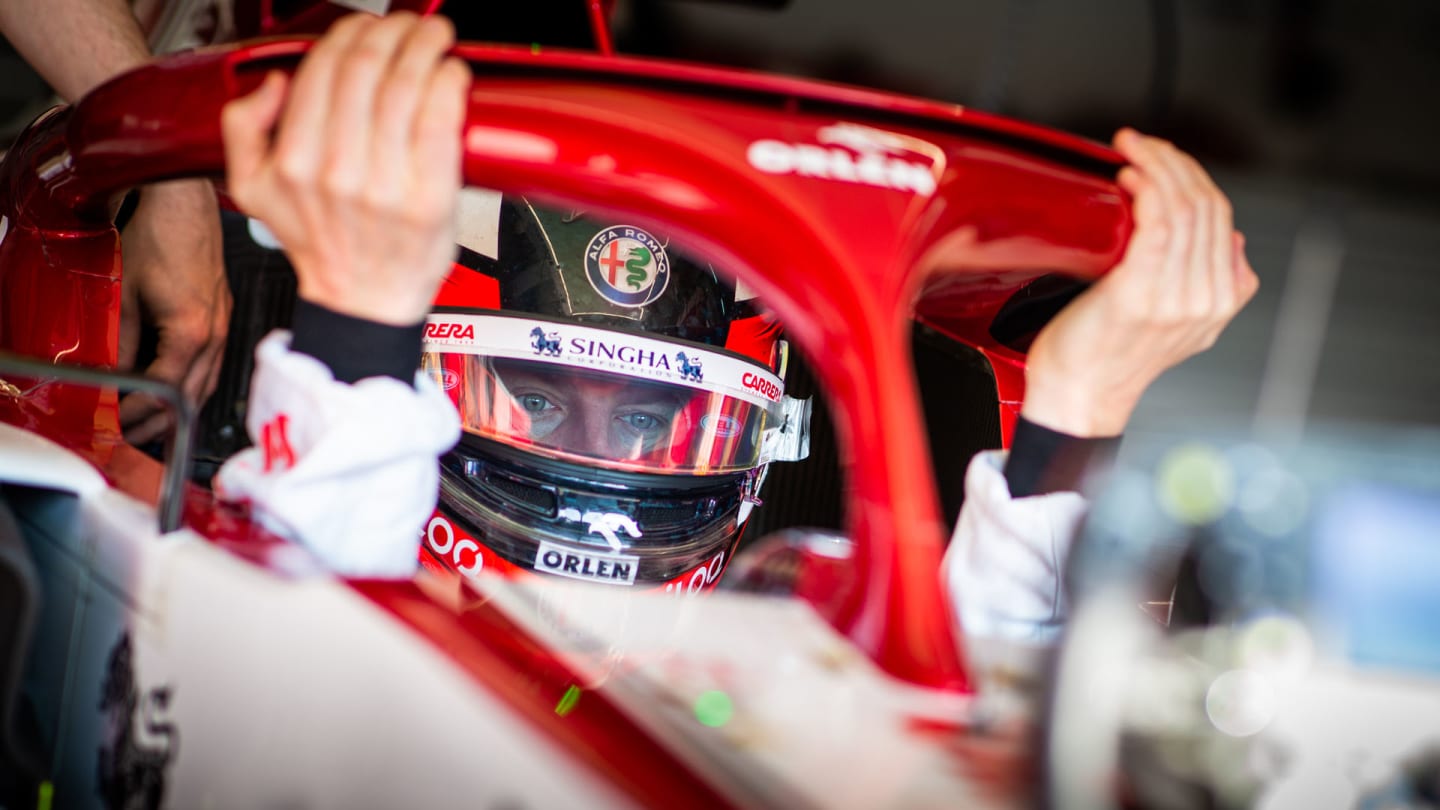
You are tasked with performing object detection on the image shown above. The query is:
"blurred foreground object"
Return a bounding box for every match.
[1047,429,1440,810]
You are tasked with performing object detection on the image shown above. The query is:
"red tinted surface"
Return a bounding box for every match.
[0,38,1130,703]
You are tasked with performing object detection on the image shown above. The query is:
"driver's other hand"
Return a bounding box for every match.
[1020,129,1260,437]
[117,178,230,445]
[220,11,471,326]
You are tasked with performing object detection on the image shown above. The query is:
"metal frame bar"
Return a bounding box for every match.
[0,351,195,533]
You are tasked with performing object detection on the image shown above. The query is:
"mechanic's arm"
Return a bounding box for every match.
[0,0,231,444]
[946,129,1259,642]
[212,12,470,576]
[0,0,149,99]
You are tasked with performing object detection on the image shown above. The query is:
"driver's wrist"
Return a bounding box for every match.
[290,298,425,386]
[1020,380,1136,438]
[1005,416,1122,497]
[295,275,432,327]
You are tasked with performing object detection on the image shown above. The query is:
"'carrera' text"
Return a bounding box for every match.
[426,322,475,340]
[742,372,781,402]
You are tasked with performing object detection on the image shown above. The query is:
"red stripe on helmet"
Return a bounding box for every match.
[434,262,501,310]
[722,312,783,373]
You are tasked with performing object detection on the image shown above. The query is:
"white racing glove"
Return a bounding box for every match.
[214,330,460,577]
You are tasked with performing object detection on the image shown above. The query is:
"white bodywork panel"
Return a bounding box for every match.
[3,423,1008,808]
[481,578,1009,809]
[0,422,106,497]
[1,426,632,808]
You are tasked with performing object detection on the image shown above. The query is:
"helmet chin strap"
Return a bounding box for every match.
[737,465,768,526]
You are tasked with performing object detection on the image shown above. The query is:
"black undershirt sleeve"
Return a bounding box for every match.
[289,299,426,386]
[1003,416,1122,498]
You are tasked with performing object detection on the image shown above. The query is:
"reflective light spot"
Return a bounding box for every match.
[465,126,558,163]
[1239,467,1310,537]
[1157,443,1236,525]
[555,684,582,717]
[1238,615,1314,683]
[247,217,282,250]
[802,532,854,560]
[1205,669,1275,737]
[694,689,734,728]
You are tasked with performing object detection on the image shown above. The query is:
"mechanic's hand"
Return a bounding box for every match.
[1020,129,1260,437]
[220,11,470,326]
[117,177,231,445]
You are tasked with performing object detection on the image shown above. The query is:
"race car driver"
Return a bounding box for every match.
[210,12,1258,643]
[418,199,806,591]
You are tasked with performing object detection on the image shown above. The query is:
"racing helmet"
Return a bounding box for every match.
[419,194,809,593]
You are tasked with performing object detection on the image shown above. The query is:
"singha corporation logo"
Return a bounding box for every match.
[675,351,704,383]
[530,326,562,356]
[97,633,177,810]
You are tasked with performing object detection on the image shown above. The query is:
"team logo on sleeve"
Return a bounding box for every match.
[584,226,671,308]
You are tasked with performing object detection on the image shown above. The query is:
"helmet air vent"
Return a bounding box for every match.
[484,473,558,517]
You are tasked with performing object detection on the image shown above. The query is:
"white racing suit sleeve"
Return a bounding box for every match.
[943,449,1089,646]
[213,330,461,578]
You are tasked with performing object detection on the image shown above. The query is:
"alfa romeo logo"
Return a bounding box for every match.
[584,225,671,308]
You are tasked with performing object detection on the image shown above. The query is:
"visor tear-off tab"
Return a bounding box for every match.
[759,395,813,465]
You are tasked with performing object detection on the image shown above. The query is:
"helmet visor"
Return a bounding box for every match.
[422,313,786,476]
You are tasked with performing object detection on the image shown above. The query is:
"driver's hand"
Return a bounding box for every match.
[117,177,230,445]
[219,11,470,327]
[1020,129,1260,437]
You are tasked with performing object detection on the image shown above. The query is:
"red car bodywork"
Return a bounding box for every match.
[0,14,1130,804]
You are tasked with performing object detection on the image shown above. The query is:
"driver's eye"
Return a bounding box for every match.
[519,394,552,413]
[620,412,661,431]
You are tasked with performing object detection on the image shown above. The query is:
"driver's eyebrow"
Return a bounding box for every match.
[498,374,569,400]
[499,367,594,392]
[614,387,688,408]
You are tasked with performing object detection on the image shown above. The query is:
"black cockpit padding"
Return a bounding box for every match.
[0,488,46,790]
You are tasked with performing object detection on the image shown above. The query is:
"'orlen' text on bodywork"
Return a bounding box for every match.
[746,122,941,195]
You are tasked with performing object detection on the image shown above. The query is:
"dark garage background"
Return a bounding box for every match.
[2,0,1435,463]
[609,0,1440,447]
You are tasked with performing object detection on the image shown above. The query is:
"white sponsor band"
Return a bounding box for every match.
[423,313,784,408]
